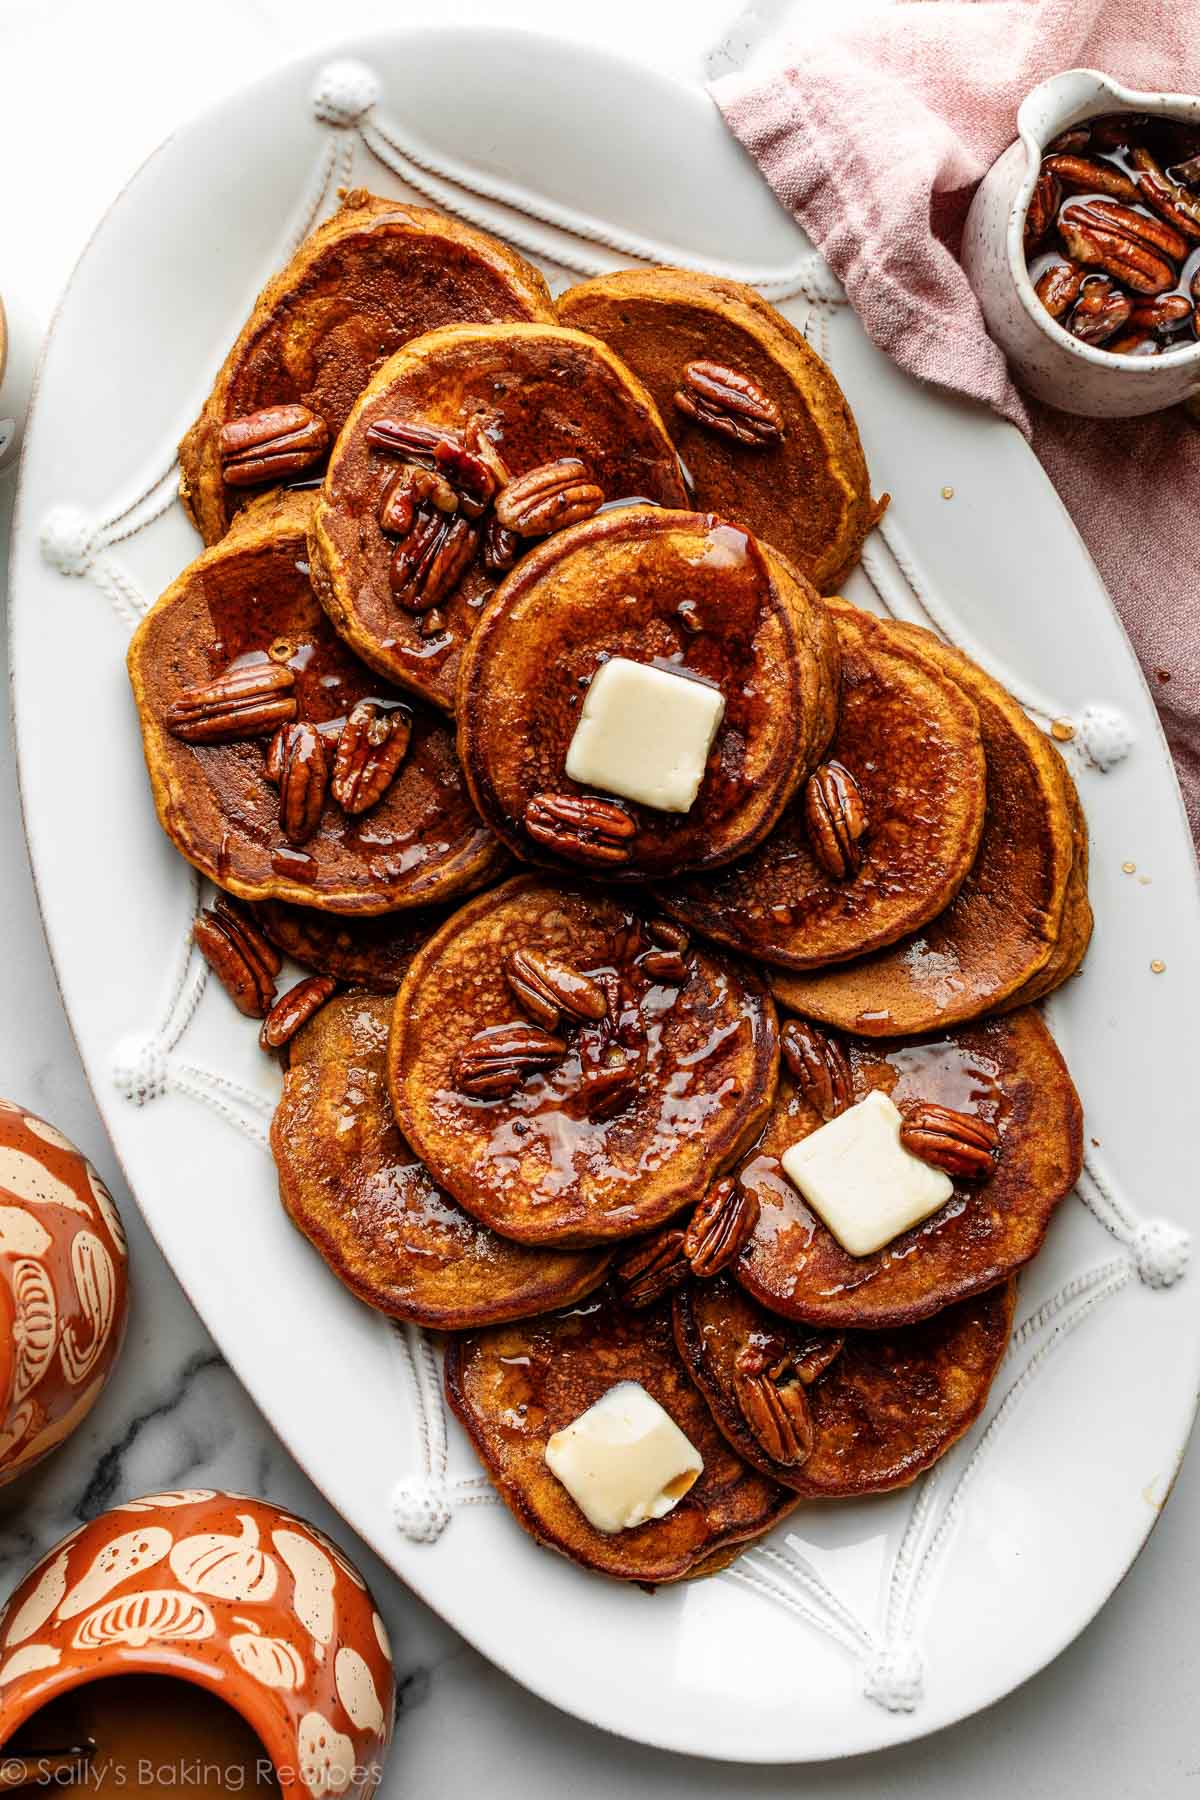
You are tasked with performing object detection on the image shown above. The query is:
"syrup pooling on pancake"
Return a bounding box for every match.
[272,991,609,1327]
[127,493,506,914]
[456,506,840,880]
[733,1008,1081,1330]
[389,876,780,1247]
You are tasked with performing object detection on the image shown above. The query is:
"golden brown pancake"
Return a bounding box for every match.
[390,876,779,1247]
[674,1274,1015,1496]
[771,621,1080,1034]
[251,897,463,991]
[127,492,506,914]
[997,775,1092,1009]
[734,1008,1082,1330]
[557,267,885,592]
[180,192,555,543]
[309,323,689,712]
[271,991,608,1328]
[444,1289,796,1581]
[656,607,986,965]
[456,507,841,881]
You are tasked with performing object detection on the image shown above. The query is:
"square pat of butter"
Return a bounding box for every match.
[780,1088,953,1258]
[544,1380,703,1534]
[564,656,725,814]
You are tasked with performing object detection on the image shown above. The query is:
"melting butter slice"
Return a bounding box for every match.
[565,656,725,814]
[780,1088,953,1257]
[544,1380,703,1534]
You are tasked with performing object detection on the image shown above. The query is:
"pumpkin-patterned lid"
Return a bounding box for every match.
[0,1492,395,1799]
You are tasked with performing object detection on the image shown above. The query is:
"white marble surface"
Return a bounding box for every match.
[2,0,1200,1790]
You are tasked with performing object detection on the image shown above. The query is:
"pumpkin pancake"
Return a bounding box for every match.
[557,267,885,592]
[997,777,1092,1010]
[734,1007,1081,1330]
[655,607,985,965]
[253,897,464,992]
[444,1290,795,1582]
[128,492,506,914]
[309,323,690,712]
[180,191,555,544]
[390,876,779,1247]
[674,1274,1015,1497]
[456,506,841,881]
[771,622,1081,1034]
[272,992,607,1328]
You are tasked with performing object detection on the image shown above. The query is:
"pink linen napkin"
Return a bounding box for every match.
[712,0,1200,842]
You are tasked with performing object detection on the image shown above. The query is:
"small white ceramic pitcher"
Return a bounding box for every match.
[962,68,1200,417]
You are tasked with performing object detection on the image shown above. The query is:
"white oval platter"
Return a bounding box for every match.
[9,25,1200,1764]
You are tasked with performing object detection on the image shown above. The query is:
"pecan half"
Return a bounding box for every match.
[1057,199,1180,294]
[494,459,605,537]
[732,1348,814,1467]
[899,1101,1000,1179]
[366,418,493,515]
[389,513,478,612]
[1023,169,1062,253]
[275,721,328,846]
[1041,154,1140,203]
[505,948,608,1031]
[639,946,689,983]
[260,975,337,1050]
[1129,145,1200,239]
[1035,260,1085,319]
[1129,294,1194,333]
[453,1021,566,1099]
[525,791,636,865]
[683,1177,760,1277]
[803,760,868,880]
[1067,278,1133,345]
[673,361,784,447]
[219,404,329,487]
[1046,126,1092,155]
[483,517,520,573]
[379,464,458,533]
[166,661,297,745]
[614,1227,689,1308]
[646,917,689,952]
[781,1018,853,1121]
[194,899,281,1017]
[331,701,411,815]
[578,1051,643,1120]
[792,1333,846,1385]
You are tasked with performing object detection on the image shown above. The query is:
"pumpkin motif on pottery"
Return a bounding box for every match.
[73,1589,215,1650]
[0,1493,394,1796]
[0,1103,129,1484]
[272,1530,335,1655]
[170,1514,278,1603]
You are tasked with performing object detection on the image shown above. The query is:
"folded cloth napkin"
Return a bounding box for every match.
[712,0,1200,842]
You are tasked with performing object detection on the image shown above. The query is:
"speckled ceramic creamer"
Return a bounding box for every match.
[962,67,1200,416]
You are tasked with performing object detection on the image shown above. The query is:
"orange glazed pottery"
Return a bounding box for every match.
[0,1099,129,1482]
[0,1492,395,1797]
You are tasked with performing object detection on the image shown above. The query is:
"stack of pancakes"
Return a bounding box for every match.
[128,191,1088,1585]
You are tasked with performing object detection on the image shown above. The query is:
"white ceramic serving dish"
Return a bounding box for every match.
[963,66,1200,417]
[9,26,1200,1764]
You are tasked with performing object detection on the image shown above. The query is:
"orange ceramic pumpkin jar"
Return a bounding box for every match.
[0,1492,395,1797]
[0,1098,129,1481]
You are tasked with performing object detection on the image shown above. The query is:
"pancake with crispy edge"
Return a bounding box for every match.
[674,1273,1015,1496]
[252,896,465,993]
[309,323,690,712]
[180,192,556,544]
[556,266,886,592]
[444,1288,796,1582]
[733,1006,1082,1331]
[127,491,506,915]
[771,615,1082,1034]
[389,875,780,1247]
[456,506,841,881]
[272,991,609,1328]
[655,606,986,966]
